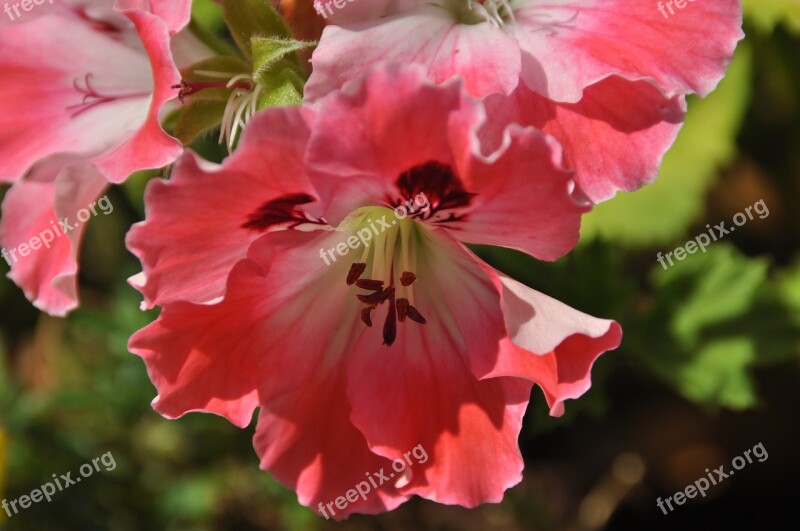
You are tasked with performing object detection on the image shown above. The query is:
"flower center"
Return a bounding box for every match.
[342,207,427,346]
[439,0,515,28]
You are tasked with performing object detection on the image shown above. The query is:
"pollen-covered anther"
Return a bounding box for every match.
[355,279,384,291]
[347,263,367,285]
[400,272,416,286]
[397,298,427,325]
[361,305,376,327]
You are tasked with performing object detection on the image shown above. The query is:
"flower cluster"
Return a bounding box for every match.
[0,0,743,520]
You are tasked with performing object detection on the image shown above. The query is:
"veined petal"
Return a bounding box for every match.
[129,228,363,427]
[346,227,532,507]
[127,107,316,308]
[306,4,521,102]
[482,77,687,203]
[254,371,410,520]
[93,5,184,183]
[513,0,743,102]
[0,14,153,182]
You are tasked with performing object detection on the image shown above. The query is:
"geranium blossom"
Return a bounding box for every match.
[128,66,621,518]
[0,0,193,315]
[305,0,743,202]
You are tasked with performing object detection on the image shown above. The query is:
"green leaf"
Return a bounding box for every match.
[631,244,799,410]
[743,0,800,34]
[222,0,291,60]
[251,36,314,86]
[676,338,758,410]
[580,41,754,247]
[174,99,229,145]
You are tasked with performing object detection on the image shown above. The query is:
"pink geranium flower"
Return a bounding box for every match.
[0,0,193,315]
[128,66,621,518]
[306,0,743,202]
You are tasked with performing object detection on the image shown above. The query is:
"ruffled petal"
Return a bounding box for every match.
[513,0,743,102]
[449,118,586,261]
[473,274,622,417]
[306,64,472,224]
[254,372,410,520]
[0,14,153,182]
[0,161,107,316]
[482,77,687,203]
[306,5,520,102]
[93,5,184,183]
[129,229,362,427]
[127,107,316,308]
[345,227,531,507]
[115,0,193,34]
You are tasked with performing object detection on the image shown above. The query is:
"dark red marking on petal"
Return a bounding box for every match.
[242,193,322,232]
[391,161,475,221]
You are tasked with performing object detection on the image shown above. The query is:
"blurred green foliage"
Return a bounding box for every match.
[1,1,799,530]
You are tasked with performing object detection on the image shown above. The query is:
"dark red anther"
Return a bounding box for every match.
[355,279,384,291]
[380,286,395,304]
[361,305,376,327]
[405,304,427,324]
[396,298,410,322]
[347,263,367,286]
[383,295,397,346]
[357,291,384,305]
[400,272,416,286]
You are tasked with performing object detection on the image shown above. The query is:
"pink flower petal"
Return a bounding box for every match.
[0,161,107,316]
[127,107,317,308]
[345,228,531,507]
[482,77,687,203]
[93,5,183,183]
[129,228,362,427]
[306,5,521,102]
[514,0,743,102]
[474,274,623,417]
[115,0,193,34]
[254,374,410,520]
[0,14,153,182]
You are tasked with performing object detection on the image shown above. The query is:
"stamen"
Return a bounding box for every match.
[347,263,367,286]
[383,292,397,346]
[396,298,409,322]
[405,304,427,324]
[355,279,384,291]
[361,305,376,327]
[400,272,416,286]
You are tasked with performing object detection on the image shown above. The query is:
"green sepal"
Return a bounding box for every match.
[251,36,315,84]
[222,0,291,60]
[257,68,305,109]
